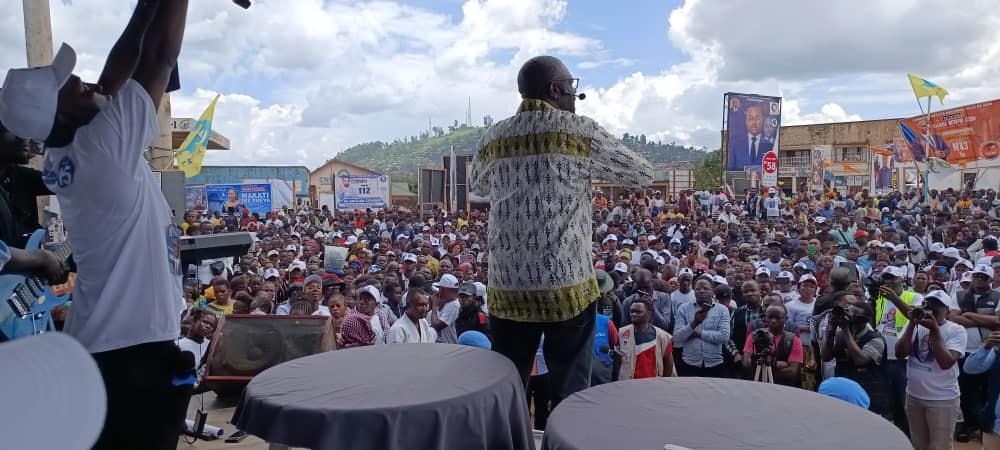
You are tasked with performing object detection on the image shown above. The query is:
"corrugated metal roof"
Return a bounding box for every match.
[392,182,416,197]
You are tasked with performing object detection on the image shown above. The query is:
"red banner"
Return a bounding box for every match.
[900,100,1000,165]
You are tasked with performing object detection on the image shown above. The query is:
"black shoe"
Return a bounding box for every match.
[955,424,971,443]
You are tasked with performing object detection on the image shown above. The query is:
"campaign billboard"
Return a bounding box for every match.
[186,185,207,211]
[335,173,390,211]
[205,183,273,215]
[899,99,1000,165]
[726,93,782,171]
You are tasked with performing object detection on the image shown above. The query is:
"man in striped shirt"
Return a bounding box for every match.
[471,55,653,403]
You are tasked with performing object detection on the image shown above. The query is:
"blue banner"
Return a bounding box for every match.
[205,184,273,215]
[726,93,782,171]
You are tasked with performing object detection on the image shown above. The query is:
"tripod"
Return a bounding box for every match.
[752,354,774,384]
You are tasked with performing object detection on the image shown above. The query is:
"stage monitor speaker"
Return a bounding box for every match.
[203,314,336,391]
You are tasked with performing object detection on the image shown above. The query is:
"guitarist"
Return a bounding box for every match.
[0,1,192,449]
[0,124,51,248]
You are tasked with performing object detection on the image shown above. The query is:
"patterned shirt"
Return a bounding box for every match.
[338,311,376,348]
[471,99,654,322]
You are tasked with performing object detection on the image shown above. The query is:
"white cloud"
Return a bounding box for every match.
[2,0,999,168]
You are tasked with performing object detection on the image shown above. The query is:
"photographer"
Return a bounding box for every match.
[895,290,967,450]
[819,292,888,417]
[741,304,802,387]
[873,265,924,434]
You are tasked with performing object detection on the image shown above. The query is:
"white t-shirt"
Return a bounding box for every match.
[435,299,461,344]
[177,336,209,374]
[45,80,182,353]
[785,298,815,346]
[905,320,967,401]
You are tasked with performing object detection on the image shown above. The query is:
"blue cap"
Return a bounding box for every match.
[457,331,491,350]
[818,377,870,409]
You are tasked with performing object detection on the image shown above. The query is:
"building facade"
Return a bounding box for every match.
[777,118,902,195]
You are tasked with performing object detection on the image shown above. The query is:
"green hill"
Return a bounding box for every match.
[335,124,708,177]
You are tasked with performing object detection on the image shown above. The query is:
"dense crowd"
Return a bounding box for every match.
[176,184,1000,449]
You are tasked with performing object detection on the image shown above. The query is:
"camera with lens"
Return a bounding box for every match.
[910,306,929,321]
[863,274,883,299]
[831,304,849,319]
[750,328,774,365]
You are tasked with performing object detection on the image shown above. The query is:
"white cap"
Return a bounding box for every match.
[798,274,818,285]
[924,289,959,310]
[777,271,794,280]
[962,271,973,283]
[942,248,961,259]
[678,267,694,278]
[263,268,280,279]
[286,244,298,252]
[972,263,994,280]
[345,235,358,245]
[893,244,908,253]
[868,240,882,248]
[955,259,973,270]
[422,225,431,231]
[654,256,666,265]
[474,282,487,298]
[712,275,728,285]
[356,284,382,302]
[402,252,418,263]
[430,237,440,246]
[768,187,776,193]
[755,266,771,277]
[715,254,729,262]
[0,43,77,141]
[434,274,461,289]
[929,242,946,253]
[670,238,682,245]
[813,217,826,223]
[314,231,326,239]
[603,235,618,244]
[0,333,106,450]
[288,260,307,272]
[613,262,629,273]
[621,239,634,246]
[881,241,896,249]
[977,256,995,267]
[881,265,906,279]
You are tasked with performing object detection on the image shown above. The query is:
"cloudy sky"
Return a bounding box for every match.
[3,0,999,169]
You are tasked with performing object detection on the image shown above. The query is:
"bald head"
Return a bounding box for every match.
[517,56,576,112]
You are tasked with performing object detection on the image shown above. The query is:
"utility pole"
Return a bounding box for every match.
[22,0,53,219]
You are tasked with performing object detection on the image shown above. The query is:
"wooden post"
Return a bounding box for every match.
[21,0,54,222]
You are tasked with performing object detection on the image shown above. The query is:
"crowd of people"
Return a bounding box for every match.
[176,183,1000,449]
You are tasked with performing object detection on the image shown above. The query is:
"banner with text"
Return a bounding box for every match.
[899,99,1000,166]
[205,184,273,215]
[335,174,390,210]
[726,93,782,171]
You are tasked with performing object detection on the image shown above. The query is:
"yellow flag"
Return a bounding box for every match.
[907,74,948,104]
[176,95,220,178]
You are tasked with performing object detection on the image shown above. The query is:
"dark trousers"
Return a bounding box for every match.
[491,301,595,408]
[959,355,987,431]
[91,341,193,450]
[676,361,727,378]
[527,373,552,430]
[886,359,910,437]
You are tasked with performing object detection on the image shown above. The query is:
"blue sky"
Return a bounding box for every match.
[2,0,999,168]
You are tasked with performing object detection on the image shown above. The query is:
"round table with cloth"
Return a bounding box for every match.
[231,343,533,450]
[541,377,911,450]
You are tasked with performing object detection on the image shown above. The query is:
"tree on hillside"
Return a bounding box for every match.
[693,149,722,190]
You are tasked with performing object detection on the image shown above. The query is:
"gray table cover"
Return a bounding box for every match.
[231,343,532,450]
[542,377,911,450]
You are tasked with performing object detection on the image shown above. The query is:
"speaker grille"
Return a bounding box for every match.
[205,315,334,380]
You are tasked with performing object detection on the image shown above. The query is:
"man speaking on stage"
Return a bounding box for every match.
[0,1,191,448]
[470,55,653,405]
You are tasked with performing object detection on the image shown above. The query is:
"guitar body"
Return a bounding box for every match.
[0,230,73,341]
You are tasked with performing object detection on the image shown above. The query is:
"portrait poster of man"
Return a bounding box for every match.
[726,93,782,171]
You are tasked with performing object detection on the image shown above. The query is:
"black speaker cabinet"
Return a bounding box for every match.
[203,314,337,395]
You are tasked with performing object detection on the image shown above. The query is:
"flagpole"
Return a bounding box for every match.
[924,96,931,200]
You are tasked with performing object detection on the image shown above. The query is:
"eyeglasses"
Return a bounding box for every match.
[553,78,579,92]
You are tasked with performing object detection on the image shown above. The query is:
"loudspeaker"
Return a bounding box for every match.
[203,314,336,395]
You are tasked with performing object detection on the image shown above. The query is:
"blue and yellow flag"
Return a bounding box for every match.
[177,95,220,178]
[907,74,948,104]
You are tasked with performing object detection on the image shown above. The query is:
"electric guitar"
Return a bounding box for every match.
[0,230,74,340]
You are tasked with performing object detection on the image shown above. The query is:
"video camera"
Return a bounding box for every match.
[910,306,930,321]
[863,274,883,300]
[750,328,774,365]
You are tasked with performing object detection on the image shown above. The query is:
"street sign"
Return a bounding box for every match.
[761,150,778,187]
